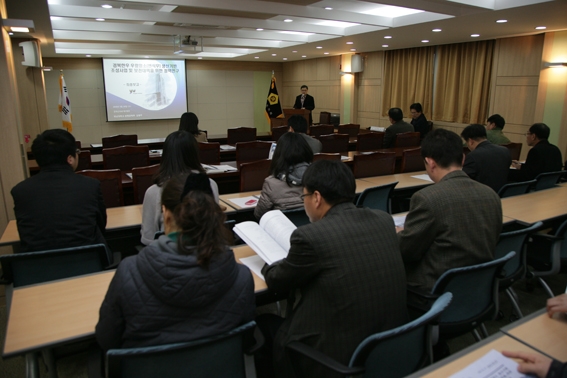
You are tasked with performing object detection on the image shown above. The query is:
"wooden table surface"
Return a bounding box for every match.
[358,170,432,190]
[502,309,567,362]
[219,191,261,211]
[501,185,567,224]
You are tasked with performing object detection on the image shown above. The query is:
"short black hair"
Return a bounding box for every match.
[388,108,404,122]
[421,128,463,169]
[300,85,308,90]
[487,114,505,129]
[461,124,487,142]
[303,160,355,205]
[32,129,76,167]
[410,103,423,113]
[288,115,308,133]
[529,123,551,140]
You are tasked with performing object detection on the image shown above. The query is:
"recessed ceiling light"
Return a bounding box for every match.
[272,53,276,56]
[96,18,105,21]
[198,57,202,60]
[535,26,546,30]
[363,5,423,18]
[101,4,112,8]
[496,19,507,23]
[144,56,149,58]
[325,7,333,10]
[86,55,91,57]
[317,20,359,28]
[432,28,442,32]
[316,46,322,49]
[256,28,264,31]
[292,50,297,53]
[324,52,329,55]
[471,34,480,37]
[346,42,353,45]
[421,40,429,43]
[283,58,288,60]
[284,19,293,23]
[384,36,392,39]
[50,16,61,21]
[254,56,259,59]
[8,32,13,35]
[350,49,356,52]
[382,44,389,48]
[302,55,306,58]
[11,27,29,32]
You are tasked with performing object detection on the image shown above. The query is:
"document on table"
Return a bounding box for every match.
[220,144,236,151]
[392,215,406,227]
[125,172,133,179]
[240,255,265,280]
[411,174,434,182]
[229,196,259,208]
[449,349,531,378]
[203,164,238,172]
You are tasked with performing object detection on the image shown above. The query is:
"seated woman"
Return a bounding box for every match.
[254,132,313,220]
[179,112,207,142]
[96,173,255,350]
[140,130,219,245]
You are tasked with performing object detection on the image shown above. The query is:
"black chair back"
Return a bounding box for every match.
[534,171,566,191]
[355,182,398,214]
[227,127,256,145]
[282,208,310,227]
[498,180,536,198]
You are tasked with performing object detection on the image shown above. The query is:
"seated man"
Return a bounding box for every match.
[11,129,107,252]
[410,103,429,139]
[486,114,510,145]
[383,107,414,148]
[288,114,322,154]
[398,128,502,292]
[509,123,563,182]
[461,124,511,193]
[261,160,407,378]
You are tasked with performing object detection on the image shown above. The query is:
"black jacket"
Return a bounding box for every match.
[509,140,563,182]
[411,113,429,139]
[96,235,255,350]
[11,164,106,252]
[463,141,512,192]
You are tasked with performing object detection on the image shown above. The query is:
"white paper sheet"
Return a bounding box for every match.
[229,196,259,208]
[220,144,236,151]
[392,215,406,227]
[449,349,531,378]
[240,255,265,281]
[411,174,433,182]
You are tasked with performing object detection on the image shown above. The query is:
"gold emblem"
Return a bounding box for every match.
[268,94,279,105]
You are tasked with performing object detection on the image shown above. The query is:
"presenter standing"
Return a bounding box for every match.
[293,85,315,125]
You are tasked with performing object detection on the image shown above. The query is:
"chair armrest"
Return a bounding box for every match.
[406,286,439,313]
[286,341,365,376]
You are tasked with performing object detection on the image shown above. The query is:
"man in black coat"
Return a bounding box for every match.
[509,123,563,182]
[11,129,107,252]
[461,124,512,193]
[410,102,429,139]
[293,85,315,125]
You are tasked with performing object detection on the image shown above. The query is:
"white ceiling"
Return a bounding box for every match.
[4,0,567,61]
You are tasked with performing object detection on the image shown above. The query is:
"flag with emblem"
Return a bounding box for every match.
[58,73,73,132]
[265,75,283,120]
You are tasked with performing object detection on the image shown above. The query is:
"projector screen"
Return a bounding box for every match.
[102,59,187,122]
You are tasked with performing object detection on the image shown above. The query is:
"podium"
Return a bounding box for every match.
[270,109,310,130]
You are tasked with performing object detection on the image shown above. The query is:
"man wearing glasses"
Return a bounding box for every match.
[11,129,107,252]
[259,160,406,378]
[509,123,562,181]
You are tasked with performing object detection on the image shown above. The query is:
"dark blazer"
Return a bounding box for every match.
[398,170,502,291]
[508,140,563,182]
[293,94,315,125]
[11,164,107,252]
[411,113,429,139]
[262,202,407,378]
[383,120,414,148]
[463,140,511,192]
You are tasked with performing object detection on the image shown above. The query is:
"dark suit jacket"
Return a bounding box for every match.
[11,164,107,252]
[508,140,563,182]
[411,114,429,139]
[383,120,414,148]
[398,170,502,291]
[293,94,315,125]
[262,202,407,378]
[463,140,511,192]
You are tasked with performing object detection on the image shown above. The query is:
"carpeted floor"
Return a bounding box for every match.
[1,273,565,378]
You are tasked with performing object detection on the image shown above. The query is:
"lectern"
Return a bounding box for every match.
[270,109,310,130]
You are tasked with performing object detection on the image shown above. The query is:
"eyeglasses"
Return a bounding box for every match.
[300,193,313,201]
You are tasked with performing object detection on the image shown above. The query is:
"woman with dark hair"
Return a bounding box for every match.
[140,130,219,245]
[179,112,207,142]
[254,132,313,219]
[96,173,255,350]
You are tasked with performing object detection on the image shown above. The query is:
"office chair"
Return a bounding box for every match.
[271,126,288,142]
[337,124,360,137]
[76,150,92,171]
[131,164,160,204]
[355,182,398,214]
[318,133,349,153]
[534,170,566,191]
[198,142,221,165]
[408,252,515,342]
[353,152,396,179]
[312,153,341,162]
[500,142,522,161]
[287,293,453,378]
[103,145,150,171]
[495,222,543,320]
[227,127,256,145]
[309,124,334,137]
[102,134,138,149]
[356,132,384,151]
[395,132,421,148]
[235,141,272,166]
[497,180,536,198]
[282,208,310,227]
[77,169,124,208]
[239,159,271,192]
[400,147,424,173]
[106,321,257,378]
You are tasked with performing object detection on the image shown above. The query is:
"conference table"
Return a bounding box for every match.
[501,184,567,225]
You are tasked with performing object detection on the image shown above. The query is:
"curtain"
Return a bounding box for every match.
[381,46,434,117]
[433,40,494,124]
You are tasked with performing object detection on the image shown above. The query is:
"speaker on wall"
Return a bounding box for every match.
[19,40,41,67]
[351,54,363,73]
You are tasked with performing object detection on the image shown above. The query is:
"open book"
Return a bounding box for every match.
[234,210,297,265]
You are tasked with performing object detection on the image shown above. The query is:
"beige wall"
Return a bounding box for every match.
[39,58,283,145]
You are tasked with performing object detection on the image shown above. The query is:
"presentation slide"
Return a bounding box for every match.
[102,59,187,122]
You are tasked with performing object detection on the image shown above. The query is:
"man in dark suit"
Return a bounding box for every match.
[410,102,429,139]
[397,129,502,292]
[383,107,414,148]
[509,123,563,182]
[461,123,511,193]
[288,114,322,154]
[261,160,407,378]
[11,129,107,252]
[293,84,315,125]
